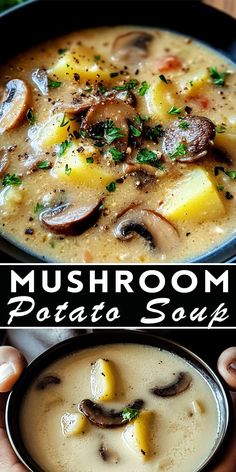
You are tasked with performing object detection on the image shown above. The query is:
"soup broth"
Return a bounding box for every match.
[20,343,219,472]
[0,27,236,262]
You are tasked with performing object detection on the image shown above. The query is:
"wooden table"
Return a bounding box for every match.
[203,0,236,18]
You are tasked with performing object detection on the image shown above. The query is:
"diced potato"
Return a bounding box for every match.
[161,167,225,223]
[61,412,87,437]
[0,186,26,209]
[91,358,116,402]
[52,143,115,188]
[145,80,179,122]
[32,113,78,150]
[215,132,236,160]
[49,46,117,83]
[177,69,209,97]
[122,411,153,461]
[191,400,205,416]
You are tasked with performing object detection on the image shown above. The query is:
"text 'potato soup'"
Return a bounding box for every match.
[20,344,219,472]
[1,27,236,261]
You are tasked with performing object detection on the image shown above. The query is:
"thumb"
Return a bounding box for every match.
[217,347,236,390]
[0,346,26,394]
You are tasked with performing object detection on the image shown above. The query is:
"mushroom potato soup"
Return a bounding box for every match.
[0,27,236,262]
[20,344,219,472]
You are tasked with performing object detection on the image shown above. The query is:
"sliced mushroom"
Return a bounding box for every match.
[104,89,137,108]
[36,375,61,390]
[114,207,179,252]
[83,99,141,152]
[112,31,154,65]
[0,147,9,176]
[40,200,102,235]
[150,372,192,397]
[0,79,31,133]
[79,399,144,429]
[32,69,48,95]
[162,116,216,162]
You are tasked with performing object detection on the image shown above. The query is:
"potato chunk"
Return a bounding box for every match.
[122,411,153,460]
[177,69,209,97]
[215,132,236,160]
[161,167,225,223]
[31,113,78,150]
[49,47,117,83]
[91,358,116,402]
[61,412,87,437]
[145,80,179,122]
[52,143,115,188]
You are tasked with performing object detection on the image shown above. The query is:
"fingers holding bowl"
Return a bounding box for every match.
[0,346,26,394]
[218,348,236,391]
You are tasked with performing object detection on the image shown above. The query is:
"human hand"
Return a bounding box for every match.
[0,346,27,472]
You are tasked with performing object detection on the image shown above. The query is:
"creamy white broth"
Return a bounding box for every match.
[20,344,219,472]
[0,27,236,262]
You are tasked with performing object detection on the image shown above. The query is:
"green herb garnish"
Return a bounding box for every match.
[159,74,168,84]
[106,181,116,192]
[209,67,230,86]
[216,124,227,134]
[37,160,51,169]
[104,120,125,144]
[48,78,62,88]
[136,148,164,170]
[169,142,187,160]
[58,48,68,55]
[94,54,101,62]
[98,83,107,94]
[130,125,142,137]
[60,113,70,128]
[109,147,124,162]
[86,157,94,164]
[179,121,190,130]
[138,81,150,96]
[122,408,139,422]
[115,79,139,91]
[79,130,87,139]
[58,139,72,156]
[226,170,236,180]
[65,164,72,176]
[2,174,22,187]
[34,202,45,214]
[217,185,224,191]
[168,106,183,115]
[26,108,36,125]
[144,125,163,142]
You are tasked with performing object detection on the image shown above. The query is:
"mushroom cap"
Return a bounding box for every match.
[40,200,102,235]
[0,79,31,134]
[112,31,154,66]
[79,399,144,429]
[150,372,192,397]
[162,116,216,162]
[114,207,179,253]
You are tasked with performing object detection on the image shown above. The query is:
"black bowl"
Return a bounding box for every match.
[6,331,233,472]
[1,0,236,262]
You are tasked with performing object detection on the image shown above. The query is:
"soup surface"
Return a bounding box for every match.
[0,27,236,262]
[20,343,219,472]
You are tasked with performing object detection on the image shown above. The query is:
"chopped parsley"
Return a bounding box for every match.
[60,113,70,128]
[169,142,187,160]
[159,74,168,84]
[26,108,36,125]
[214,166,236,180]
[144,124,163,142]
[129,124,142,137]
[58,139,72,156]
[178,121,190,130]
[136,148,164,170]
[2,174,22,187]
[86,157,94,164]
[106,181,116,192]
[37,160,51,169]
[209,67,230,86]
[122,408,139,422]
[217,185,224,191]
[98,83,107,94]
[115,79,139,91]
[104,120,125,144]
[34,202,44,214]
[216,124,227,134]
[226,170,236,180]
[48,78,62,88]
[94,54,101,62]
[79,129,87,139]
[65,164,72,176]
[168,106,183,115]
[109,147,124,162]
[138,81,150,96]
[58,48,68,55]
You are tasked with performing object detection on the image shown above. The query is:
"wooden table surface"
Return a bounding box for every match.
[203,0,236,18]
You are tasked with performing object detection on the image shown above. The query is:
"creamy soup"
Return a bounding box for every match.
[0,27,236,262]
[20,343,219,472]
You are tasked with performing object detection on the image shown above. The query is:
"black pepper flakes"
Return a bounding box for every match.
[25,228,34,235]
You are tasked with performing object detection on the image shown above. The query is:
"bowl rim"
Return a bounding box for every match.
[5,330,233,472]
